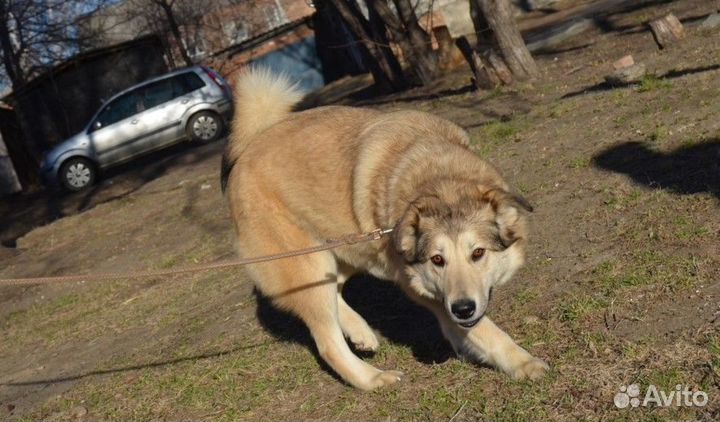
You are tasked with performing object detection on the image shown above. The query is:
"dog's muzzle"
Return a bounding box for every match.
[458,317,481,328]
[450,298,483,328]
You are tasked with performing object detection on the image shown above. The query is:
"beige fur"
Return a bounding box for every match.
[223,69,549,390]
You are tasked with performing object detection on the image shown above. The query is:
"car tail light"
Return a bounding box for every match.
[203,66,225,88]
[202,66,231,97]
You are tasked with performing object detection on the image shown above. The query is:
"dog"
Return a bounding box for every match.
[221,69,549,390]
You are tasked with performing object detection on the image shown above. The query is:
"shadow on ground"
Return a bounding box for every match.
[562,64,720,98]
[0,342,272,387]
[355,85,477,107]
[256,273,453,369]
[593,139,720,198]
[598,10,712,35]
[2,274,453,388]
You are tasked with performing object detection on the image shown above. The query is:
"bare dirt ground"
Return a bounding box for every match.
[1,0,720,420]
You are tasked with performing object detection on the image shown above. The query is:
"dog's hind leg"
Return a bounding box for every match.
[336,264,379,352]
[246,246,401,390]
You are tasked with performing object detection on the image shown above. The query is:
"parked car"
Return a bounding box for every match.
[40,65,233,191]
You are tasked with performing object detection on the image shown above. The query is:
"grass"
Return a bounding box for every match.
[708,336,720,382]
[1,292,103,346]
[548,100,576,118]
[417,385,463,419]
[515,289,539,306]
[637,75,672,93]
[471,118,525,155]
[647,125,668,143]
[569,156,590,169]
[673,215,710,240]
[35,339,321,420]
[644,367,687,391]
[611,89,629,104]
[557,295,608,322]
[589,248,702,294]
[557,237,703,322]
[622,339,652,360]
[603,189,643,210]
[482,120,519,141]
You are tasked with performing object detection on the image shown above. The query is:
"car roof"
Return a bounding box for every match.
[104,65,205,103]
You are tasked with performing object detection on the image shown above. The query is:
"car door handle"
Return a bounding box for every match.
[131,119,139,124]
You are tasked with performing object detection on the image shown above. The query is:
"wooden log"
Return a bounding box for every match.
[648,13,685,49]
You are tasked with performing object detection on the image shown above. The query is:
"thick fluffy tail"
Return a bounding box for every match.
[221,68,304,192]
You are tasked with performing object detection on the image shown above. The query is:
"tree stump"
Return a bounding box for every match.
[648,13,685,49]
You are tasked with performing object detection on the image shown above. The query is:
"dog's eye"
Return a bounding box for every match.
[430,254,445,267]
[471,248,485,261]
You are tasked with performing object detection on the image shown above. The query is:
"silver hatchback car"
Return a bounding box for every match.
[40,65,233,191]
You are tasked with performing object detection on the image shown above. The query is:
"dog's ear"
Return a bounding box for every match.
[394,196,447,262]
[481,188,532,248]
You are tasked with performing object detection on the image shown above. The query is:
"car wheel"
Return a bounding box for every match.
[187,111,223,143]
[59,157,96,192]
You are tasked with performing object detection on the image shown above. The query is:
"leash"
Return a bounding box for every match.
[0,228,394,287]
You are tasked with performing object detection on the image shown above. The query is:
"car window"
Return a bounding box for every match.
[140,79,175,110]
[173,72,206,96]
[94,92,140,128]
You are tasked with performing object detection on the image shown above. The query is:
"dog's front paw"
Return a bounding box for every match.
[348,327,380,352]
[509,357,549,380]
[371,369,404,389]
[356,369,404,391]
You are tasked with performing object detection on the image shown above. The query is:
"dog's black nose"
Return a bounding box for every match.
[451,299,476,320]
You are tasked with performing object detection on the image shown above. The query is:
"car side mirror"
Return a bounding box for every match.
[94,121,102,130]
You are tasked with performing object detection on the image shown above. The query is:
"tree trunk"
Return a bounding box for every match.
[367,0,438,85]
[366,2,407,88]
[327,0,406,92]
[476,0,538,79]
[1,125,38,188]
[469,0,492,47]
[0,4,25,88]
[465,0,511,87]
[455,35,499,89]
[391,0,438,84]
[155,0,193,67]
